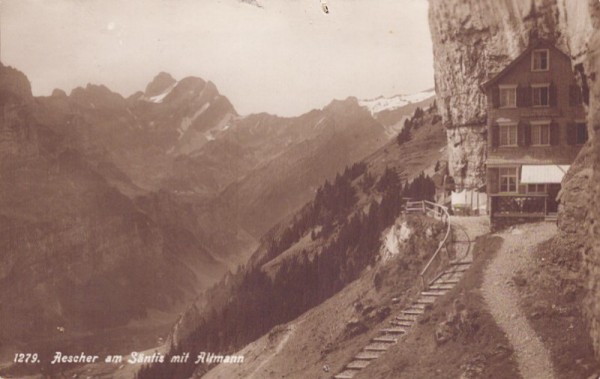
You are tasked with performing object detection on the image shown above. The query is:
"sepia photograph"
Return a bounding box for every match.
[1,0,600,378]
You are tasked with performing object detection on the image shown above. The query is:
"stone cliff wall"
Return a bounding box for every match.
[446,125,487,189]
[428,0,600,357]
[579,1,600,358]
[428,0,564,188]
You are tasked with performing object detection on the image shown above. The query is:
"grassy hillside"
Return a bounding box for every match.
[203,214,447,379]
[133,105,446,379]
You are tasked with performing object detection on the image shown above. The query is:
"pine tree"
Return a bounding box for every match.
[396,126,412,146]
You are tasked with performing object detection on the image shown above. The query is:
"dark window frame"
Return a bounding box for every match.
[532,49,550,72]
[532,84,550,107]
[531,122,551,146]
[499,124,518,147]
[499,167,518,193]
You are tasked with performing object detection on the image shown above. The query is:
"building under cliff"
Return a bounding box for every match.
[428,0,600,363]
[480,39,587,229]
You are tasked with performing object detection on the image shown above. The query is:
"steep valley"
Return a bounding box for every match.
[129,1,600,378]
[0,60,432,374]
[130,106,445,379]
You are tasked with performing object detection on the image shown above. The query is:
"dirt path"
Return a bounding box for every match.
[482,223,557,379]
[246,324,296,379]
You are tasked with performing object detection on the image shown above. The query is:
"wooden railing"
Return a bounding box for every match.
[405,200,451,291]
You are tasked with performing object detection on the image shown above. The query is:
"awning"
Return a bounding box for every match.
[520,165,570,184]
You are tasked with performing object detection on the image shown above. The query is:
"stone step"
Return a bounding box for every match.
[429,284,455,290]
[410,303,427,310]
[450,260,472,266]
[354,352,381,360]
[391,320,413,328]
[334,370,358,379]
[421,290,447,297]
[446,265,469,273]
[443,269,465,276]
[347,360,371,370]
[372,335,398,343]
[364,342,392,352]
[435,278,461,285]
[396,312,419,319]
[380,327,407,334]
[416,297,436,304]
[402,308,424,315]
[449,267,470,274]
[438,271,463,280]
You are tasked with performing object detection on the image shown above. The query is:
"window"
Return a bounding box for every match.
[500,167,518,193]
[532,49,549,71]
[499,85,517,108]
[532,84,550,107]
[576,122,588,145]
[527,184,546,194]
[499,124,518,146]
[531,122,550,145]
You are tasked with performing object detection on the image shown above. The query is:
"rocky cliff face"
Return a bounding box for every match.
[429,0,575,189]
[428,0,600,358]
[579,2,600,358]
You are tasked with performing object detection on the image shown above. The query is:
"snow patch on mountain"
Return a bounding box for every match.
[178,103,211,138]
[313,117,327,130]
[359,89,435,115]
[147,82,178,103]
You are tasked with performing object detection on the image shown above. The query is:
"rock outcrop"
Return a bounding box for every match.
[580,2,600,358]
[144,72,177,98]
[428,0,600,359]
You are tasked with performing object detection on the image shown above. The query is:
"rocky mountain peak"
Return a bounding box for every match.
[323,96,362,113]
[0,63,34,105]
[51,88,68,98]
[69,83,126,110]
[145,72,177,97]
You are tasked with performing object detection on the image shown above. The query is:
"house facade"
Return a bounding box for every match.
[481,39,587,228]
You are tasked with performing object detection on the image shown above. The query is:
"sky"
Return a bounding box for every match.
[1,0,434,116]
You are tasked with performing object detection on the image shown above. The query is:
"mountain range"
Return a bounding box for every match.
[0,62,433,358]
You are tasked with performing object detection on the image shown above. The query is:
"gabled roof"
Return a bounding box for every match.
[480,38,571,90]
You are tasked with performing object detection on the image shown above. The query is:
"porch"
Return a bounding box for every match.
[490,193,555,218]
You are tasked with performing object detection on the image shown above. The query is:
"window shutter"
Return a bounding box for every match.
[549,82,557,107]
[491,123,500,148]
[488,168,499,194]
[517,85,524,107]
[491,86,500,108]
[518,121,527,147]
[569,85,581,106]
[550,121,560,146]
[566,122,576,145]
[523,86,532,107]
[523,122,531,146]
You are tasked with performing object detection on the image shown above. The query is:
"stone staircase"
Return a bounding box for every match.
[332,259,472,379]
[333,210,476,379]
